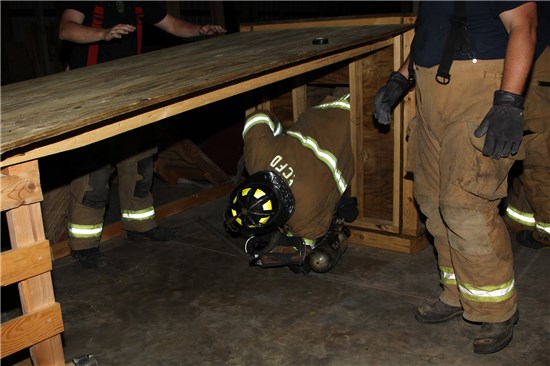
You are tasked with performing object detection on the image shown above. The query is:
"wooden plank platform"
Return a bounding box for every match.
[1,25,411,166]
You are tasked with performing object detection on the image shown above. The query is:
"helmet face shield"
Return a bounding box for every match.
[225,171,295,236]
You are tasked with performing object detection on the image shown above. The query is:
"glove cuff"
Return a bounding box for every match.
[389,71,412,91]
[494,90,524,110]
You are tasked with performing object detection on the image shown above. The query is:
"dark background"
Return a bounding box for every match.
[1,1,414,85]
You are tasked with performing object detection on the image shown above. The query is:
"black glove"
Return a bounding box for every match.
[373,71,411,125]
[336,196,358,223]
[474,90,524,159]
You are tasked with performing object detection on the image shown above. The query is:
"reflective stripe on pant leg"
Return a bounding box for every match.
[441,205,517,323]
[68,167,110,250]
[116,147,157,232]
[521,47,550,244]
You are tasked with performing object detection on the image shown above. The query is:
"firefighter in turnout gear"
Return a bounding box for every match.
[505,3,550,250]
[225,93,358,273]
[373,1,538,355]
[59,2,225,268]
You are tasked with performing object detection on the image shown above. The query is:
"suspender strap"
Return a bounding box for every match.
[408,35,417,84]
[87,4,105,66]
[436,1,467,85]
[135,6,144,55]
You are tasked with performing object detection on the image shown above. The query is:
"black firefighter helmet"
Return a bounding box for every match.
[225,170,295,236]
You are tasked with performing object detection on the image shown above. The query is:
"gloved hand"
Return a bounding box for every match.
[336,196,358,223]
[373,71,411,125]
[474,90,524,159]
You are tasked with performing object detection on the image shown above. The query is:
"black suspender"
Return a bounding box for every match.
[436,1,467,85]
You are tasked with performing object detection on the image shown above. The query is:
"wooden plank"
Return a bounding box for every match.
[0,303,64,359]
[5,201,65,365]
[392,33,404,228]
[1,25,411,166]
[1,241,51,287]
[240,14,415,32]
[0,161,42,211]
[291,83,307,121]
[361,46,395,223]
[399,28,423,237]
[348,59,364,218]
[156,140,230,185]
[349,229,428,254]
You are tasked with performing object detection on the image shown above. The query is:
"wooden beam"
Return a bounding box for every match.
[349,229,428,254]
[1,241,51,287]
[5,201,65,365]
[1,160,43,211]
[0,303,64,359]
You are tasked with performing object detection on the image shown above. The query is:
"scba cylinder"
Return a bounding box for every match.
[308,247,336,273]
[308,232,348,273]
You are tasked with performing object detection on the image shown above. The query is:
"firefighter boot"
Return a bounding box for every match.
[127,227,179,242]
[71,247,108,268]
[473,310,520,354]
[415,300,463,323]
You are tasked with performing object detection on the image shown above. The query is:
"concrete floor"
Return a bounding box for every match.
[4,192,550,366]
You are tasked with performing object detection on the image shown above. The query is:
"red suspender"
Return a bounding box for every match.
[135,6,144,55]
[87,4,144,65]
[87,4,104,66]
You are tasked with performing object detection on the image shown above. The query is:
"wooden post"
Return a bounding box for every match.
[1,160,66,365]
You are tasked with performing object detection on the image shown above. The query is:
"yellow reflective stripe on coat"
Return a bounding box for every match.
[457,278,515,303]
[243,113,283,138]
[68,223,103,238]
[506,205,536,227]
[286,231,316,246]
[439,266,456,285]
[313,94,351,111]
[121,207,155,221]
[286,130,347,194]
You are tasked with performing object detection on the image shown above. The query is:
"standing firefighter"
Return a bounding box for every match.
[225,93,358,274]
[59,1,225,268]
[373,1,537,355]
[505,2,550,249]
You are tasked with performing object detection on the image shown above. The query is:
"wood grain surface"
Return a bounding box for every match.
[1,25,411,164]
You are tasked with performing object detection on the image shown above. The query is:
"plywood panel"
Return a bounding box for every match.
[2,25,409,163]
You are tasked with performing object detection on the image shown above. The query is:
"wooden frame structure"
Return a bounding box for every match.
[1,22,414,364]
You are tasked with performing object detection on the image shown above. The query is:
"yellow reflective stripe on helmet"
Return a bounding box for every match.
[121,207,155,221]
[243,113,283,138]
[68,223,103,238]
[506,205,536,227]
[253,188,266,199]
[286,131,347,194]
[313,94,351,111]
[457,278,515,303]
[439,266,456,285]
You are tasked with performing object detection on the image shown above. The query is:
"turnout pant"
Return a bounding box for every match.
[68,134,158,251]
[409,59,518,323]
[506,46,550,245]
